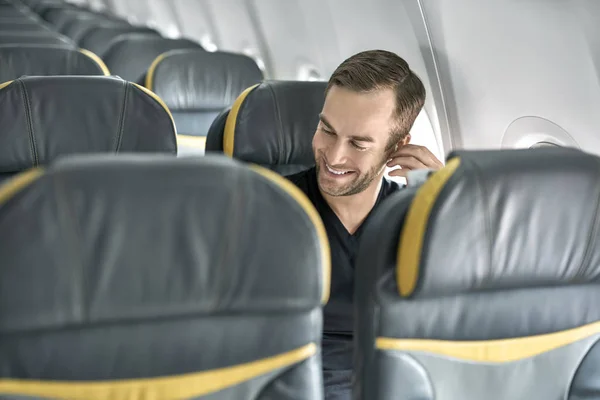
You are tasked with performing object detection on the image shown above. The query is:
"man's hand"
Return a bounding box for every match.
[387,144,444,178]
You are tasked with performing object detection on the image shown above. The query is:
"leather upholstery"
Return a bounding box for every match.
[147,49,263,155]
[0,32,73,46]
[0,5,30,17]
[0,153,329,399]
[0,45,107,81]
[354,147,600,400]
[205,107,231,154]
[79,23,159,57]
[103,34,203,83]
[0,20,54,31]
[0,76,176,181]
[206,80,326,175]
[62,15,127,43]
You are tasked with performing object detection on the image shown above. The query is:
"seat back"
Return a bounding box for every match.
[354,147,600,400]
[0,20,54,31]
[79,23,159,57]
[61,15,127,42]
[0,76,177,184]
[103,34,203,83]
[0,31,74,46]
[0,45,108,81]
[206,80,326,175]
[146,49,263,156]
[0,153,329,400]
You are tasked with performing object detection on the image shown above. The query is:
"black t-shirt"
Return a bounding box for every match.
[285,167,402,400]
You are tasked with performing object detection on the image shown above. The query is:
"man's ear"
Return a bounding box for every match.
[401,134,412,146]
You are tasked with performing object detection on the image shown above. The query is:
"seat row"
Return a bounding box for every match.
[1,0,264,153]
[0,74,322,183]
[0,132,598,400]
[1,71,599,398]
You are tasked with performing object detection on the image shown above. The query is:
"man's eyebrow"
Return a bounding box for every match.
[349,135,374,143]
[319,114,336,133]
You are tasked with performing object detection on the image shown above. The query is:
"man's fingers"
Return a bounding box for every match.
[388,168,409,177]
[387,156,427,170]
[390,144,444,169]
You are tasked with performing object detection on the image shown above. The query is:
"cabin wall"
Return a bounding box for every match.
[71,0,600,157]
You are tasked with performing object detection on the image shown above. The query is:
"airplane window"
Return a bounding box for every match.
[200,34,218,52]
[385,109,443,185]
[242,48,267,74]
[530,141,562,148]
[502,117,579,150]
[297,64,323,81]
[164,25,181,39]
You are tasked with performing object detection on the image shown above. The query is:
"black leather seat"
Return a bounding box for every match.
[354,147,600,400]
[146,49,264,156]
[0,32,74,46]
[205,80,326,175]
[0,44,108,81]
[0,153,330,400]
[61,15,128,42]
[79,23,159,57]
[0,75,177,184]
[102,34,203,83]
[0,19,54,31]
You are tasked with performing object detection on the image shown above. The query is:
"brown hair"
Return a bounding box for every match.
[326,49,426,150]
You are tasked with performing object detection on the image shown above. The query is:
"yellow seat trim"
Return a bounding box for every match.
[223,84,259,156]
[0,168,44,205]
[176,134,206,150]
[145,52,169,91]
[396,157,461,297]
[78,49,111,76]
[0,343,316,400]
[0,80,14,90]
[376,320,600,363]
[132,83,178,139]
[250,165,331,304]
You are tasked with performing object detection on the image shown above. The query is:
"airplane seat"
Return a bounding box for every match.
[0,19,56,32]
[0,44,109,81]
[206,80,326,175]
[35,2,82,20]
[0,32,74,46]
[0,76,177,185]
[146,49,264,156]
[102,34,203,84]
[354,147,600,400]
[205,107,231,153]
[79,23,160,58]
[0,4,32,17]
[0,152,330,400]
[62,17,130,43]
[46,8,119,33]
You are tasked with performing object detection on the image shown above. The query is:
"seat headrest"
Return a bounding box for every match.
[395,147,600,298]
[79,24,159,57]
[0,76,177,174]
[146,49,264,112]
[0,32,73,46]
[103,34,203,83]
[147,49,263,152]
[0,154,330,333]
[222,80,326,175]
[0,45,109,81]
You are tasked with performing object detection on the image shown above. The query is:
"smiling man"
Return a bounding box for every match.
[285,49,443,399]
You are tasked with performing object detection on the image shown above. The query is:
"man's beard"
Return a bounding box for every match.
[316,156,388,197]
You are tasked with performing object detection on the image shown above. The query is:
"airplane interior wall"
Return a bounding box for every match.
[72,0,600,158]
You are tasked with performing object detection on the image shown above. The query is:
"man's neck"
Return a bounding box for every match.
[321,177,384,235]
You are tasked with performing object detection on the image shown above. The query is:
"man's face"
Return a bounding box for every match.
[312,85,400,197]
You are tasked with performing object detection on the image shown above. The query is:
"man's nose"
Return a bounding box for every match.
[326,140,349,166]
